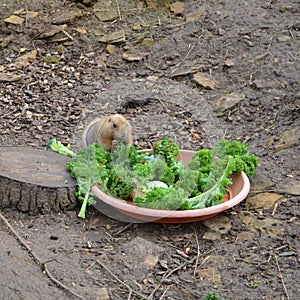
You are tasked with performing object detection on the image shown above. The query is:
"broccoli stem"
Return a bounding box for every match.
[78,191,90,219]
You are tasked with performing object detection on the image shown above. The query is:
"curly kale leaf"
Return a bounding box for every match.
[222,139,259,177]
[133,186,187,210]
[67,144,111,218]
[180,157,234,210]
[153,137,183,181]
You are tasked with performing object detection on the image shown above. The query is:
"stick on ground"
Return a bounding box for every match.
[0,210,85,300]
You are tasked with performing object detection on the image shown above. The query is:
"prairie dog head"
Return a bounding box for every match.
[107,114,131,140]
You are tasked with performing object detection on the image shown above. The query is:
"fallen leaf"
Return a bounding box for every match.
[26,11,39,18]
[212,92,245,116]
[52,9,82,25]
[141,37,154,47]
[246,192,284,210]
[186,8,205,22]
[122,51,144,61]
[15,50,37,69]
[0,36,13,49]
[224,58,235,67]
[74,27,87,34]
[39,24,67,39]
[0,72,23,82]
[193,72,217,90]
[4,15,24,25]
[94,10,119,22]
[195,267,221,284]
[169,2,185,14]
[43,54,62,64]
[97,30,126,44]
[192,133,200,141]
[106,44,116,54]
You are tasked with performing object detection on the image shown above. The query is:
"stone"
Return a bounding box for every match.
[279,181,300,196]
[202,215,231,240]
[202,230,221,241]
[246,192,283,210]
[52,9,82,25]
[77,287,110,300]
[122,236,164,270]
[97,30,126,44]
[212,92,245,116]
[195,267,221,284]
[277,35,291,42]
[250,173,274,192]
[275,127,299,152]
[202,215,231,234]
[193,72,218,90]
[241,215,284,236]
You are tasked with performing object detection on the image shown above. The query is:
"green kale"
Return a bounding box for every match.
[107,165,136,199]
[106,142,137,199]
[222,140,259,177]
[67,144,110,218]
[46,138,75,157]
[200,293,225,300]
[153,137,183,181]
[133,186,187,210]
[48,137,259,217]
[188,149,213,196]
[180,157,234,210]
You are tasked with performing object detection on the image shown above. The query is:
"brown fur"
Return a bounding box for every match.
[82,114,133,151]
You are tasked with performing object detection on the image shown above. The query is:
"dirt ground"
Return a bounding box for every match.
[0,0,299,299]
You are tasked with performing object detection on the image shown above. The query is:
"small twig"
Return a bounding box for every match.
[62,29,75,41]
[170,43,195,75]
[96,259,148,299]
[274,254,291,300]
[193,227,200,276]
[0,211,85,300]
[148,257,196,300]
[116,0,122,20]
[113,222,133,235]
[158,285,171,300]
[271,201,279,216]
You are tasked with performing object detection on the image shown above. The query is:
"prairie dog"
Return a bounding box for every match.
[82,114,133,151]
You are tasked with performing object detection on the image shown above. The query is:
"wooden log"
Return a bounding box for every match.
[0,146,77,214]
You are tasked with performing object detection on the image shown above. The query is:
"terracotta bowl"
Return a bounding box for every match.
[91,150,250,223]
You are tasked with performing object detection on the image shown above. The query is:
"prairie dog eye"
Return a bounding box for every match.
[112,123,117,128]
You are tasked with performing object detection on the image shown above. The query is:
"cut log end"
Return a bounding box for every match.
[0,146,78,214]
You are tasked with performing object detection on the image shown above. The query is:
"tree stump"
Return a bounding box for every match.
[0,146,78,214]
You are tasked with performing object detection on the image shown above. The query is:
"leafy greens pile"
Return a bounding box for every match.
[47,137,258,218]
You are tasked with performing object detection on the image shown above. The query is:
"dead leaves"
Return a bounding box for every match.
[193,72,218,90]
[169,2,185,15]
[0,36,13,49]
[39,24,68,39]
[4,10,39,25]
[4,15,25,25]
[0,72,23,82]
[15,50,37,69]
[97,30,126,44]
[122,51,144,62]
[52,9,82,25]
